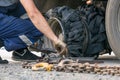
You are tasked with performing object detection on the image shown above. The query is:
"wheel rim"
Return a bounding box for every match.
[43,18,65,49]
[48,18,65,41]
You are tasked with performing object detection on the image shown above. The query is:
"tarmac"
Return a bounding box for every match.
[0,47,120,80]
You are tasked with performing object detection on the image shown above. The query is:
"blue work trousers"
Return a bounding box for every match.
[0,2,43,51]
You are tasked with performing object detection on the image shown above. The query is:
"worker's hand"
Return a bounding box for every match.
[54,39,68,56]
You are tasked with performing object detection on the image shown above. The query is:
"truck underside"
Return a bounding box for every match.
[34,0,107,13]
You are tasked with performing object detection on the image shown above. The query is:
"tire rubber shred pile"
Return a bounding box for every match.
[22,59,120,76]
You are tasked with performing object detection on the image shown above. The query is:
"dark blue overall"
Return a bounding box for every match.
[0,2,43,51]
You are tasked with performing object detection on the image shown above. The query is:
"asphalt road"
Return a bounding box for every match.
[0,47,120,80]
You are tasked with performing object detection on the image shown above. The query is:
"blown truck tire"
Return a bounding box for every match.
[106,0,120,59]
[30,2,112,57]
[42,5,111,57]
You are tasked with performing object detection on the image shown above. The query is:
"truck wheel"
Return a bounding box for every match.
[106,0,120,58]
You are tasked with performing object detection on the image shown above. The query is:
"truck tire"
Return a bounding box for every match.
[106,0,120,58]
[106,0,120,59]
[44,5,110,57]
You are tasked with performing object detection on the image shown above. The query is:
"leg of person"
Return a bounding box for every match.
[0,13,43,61]
[0,2,43,61]
[11,23,43,61]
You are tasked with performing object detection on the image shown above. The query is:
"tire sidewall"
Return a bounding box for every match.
[106,0,120,58]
